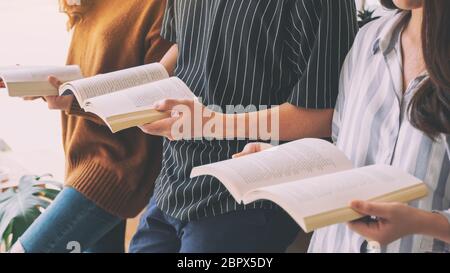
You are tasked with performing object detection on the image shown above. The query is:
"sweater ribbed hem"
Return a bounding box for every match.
[66,160,138,219]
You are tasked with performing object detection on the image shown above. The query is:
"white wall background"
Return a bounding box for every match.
[0,0,70,180]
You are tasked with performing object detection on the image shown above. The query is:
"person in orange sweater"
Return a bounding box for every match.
[10,0,172,253]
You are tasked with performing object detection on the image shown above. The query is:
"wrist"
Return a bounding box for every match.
[65,97,76,112]
[221,112,235,139]
[201,110,226,139]
[416,210,450,243]
[65,101,74,112]
[159,62,172,77]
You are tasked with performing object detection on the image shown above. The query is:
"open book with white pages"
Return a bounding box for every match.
[1,64,197,133]
[191,139,429,233]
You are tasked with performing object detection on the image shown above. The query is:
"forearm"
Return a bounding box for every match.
[417,210,450,244]
[277,103,333,140]
[160,44,178,76]
[220,103,333,141]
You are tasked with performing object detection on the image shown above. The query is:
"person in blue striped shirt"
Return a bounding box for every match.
[236,0,450,253]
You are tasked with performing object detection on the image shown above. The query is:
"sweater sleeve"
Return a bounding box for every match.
[65,1,172,126]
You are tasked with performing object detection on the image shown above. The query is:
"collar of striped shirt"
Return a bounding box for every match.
[371,11,409,56]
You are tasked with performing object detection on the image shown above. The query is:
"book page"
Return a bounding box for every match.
[0,66,81,83]
[245,165,425,232]
[190,139,353,202]
[83,77,197,119]
[59,63,169,105]
[0,66,82,96]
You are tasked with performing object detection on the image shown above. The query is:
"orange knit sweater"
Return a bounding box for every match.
[62,0,172,218]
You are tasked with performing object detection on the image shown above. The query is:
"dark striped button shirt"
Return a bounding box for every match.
[155,0,358,221]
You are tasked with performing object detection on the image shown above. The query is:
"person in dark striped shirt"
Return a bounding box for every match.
[130,0,358,253]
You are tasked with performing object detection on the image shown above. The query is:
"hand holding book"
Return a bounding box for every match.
[45,76,74,111]
[191,139,429,233]
[348,200,450,245]
[16,76,76,111]
[231,141,450,245]
[1,64,197,133]
[139,98,218,141]
[233,142,274,159]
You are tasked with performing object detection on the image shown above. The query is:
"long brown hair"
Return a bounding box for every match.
[59,0,93,29]
[380,0,450,138]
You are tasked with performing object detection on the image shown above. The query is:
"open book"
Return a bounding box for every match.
[190,139,428,233]
[59,63,196,133]
[2,64,197,133]
[0,65,83,97]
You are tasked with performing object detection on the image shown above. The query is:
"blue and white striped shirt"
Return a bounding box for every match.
[309,12,450,253]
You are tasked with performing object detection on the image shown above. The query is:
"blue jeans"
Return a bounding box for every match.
[129,198,299,253]
[18,187,125,253]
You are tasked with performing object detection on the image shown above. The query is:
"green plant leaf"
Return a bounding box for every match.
[40,188,61,201]
[2,223,13,251]
[9,208,42,248]
[0,175,62,252]
[357,8,375,21]
[22,174,62,189]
